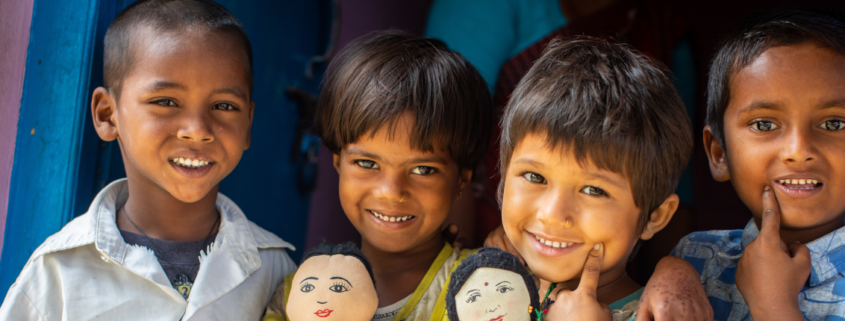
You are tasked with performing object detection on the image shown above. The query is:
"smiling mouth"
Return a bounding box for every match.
[534,234,575,249]
[171,157,213,169]
[490,314,506,321]
[369,210,415,223]
[777,179,822,190]
[315,309,333,318]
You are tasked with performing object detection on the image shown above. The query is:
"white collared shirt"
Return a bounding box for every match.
[0,179,297,320]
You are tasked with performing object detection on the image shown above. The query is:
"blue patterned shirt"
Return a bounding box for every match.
[671,219,845,321]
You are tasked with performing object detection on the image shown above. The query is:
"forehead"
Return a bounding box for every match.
[293,255,369,281]
[347,112,455,164]
[122,27,251,94]
[459,267,524,291]
[729,42,845,113]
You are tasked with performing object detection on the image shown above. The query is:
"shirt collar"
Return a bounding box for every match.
[740,218,845,286]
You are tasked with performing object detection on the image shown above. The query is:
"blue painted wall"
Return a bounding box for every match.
[2,0,329,296]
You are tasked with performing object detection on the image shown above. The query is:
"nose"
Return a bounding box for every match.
[177,109,215,143]
[486,304,500,313]
[536,189,574,229]
[373,170,406,204]
[317,301,327,304]
[780,125,817,167]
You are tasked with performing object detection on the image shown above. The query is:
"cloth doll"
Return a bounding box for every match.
[446,247,540,321]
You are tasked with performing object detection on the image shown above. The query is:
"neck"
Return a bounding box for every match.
[117,178,219,242]
[362,234,445,307]
[540,267,640,305]
[762,217,844,245]
[558,0,619,21]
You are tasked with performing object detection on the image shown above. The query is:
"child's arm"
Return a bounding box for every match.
[734,187,809,320]
[546,243,612,321]
[263,282,287,320]
[635,256,713,321]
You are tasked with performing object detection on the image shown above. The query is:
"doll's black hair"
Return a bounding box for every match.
[446,248,540,321]
[301,241,376,287]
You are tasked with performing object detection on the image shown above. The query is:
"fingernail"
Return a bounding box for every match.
[764,186,771,192]
[593,243,601,250]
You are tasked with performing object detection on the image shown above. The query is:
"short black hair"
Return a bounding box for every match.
[500,37,693,221]
[103,0,253,99]
[315,30,493,170]
[301,242,375,287]
[446,248,540,321]
[706,10,845,147]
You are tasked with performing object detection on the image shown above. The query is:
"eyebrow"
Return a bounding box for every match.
[330,276,353,287]
[299,277,318,284]
[584,172,627,190]
[211,87,248,100]
[144,80,187,92]
[511,157,546,168]
[496,281,511,286]
[345,147,448,166]
[818,99,845,110]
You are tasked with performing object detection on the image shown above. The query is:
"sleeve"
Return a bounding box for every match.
[424,0,518,92]
[0,284,46,321]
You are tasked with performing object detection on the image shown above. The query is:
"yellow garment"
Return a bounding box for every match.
[262,244,474,321]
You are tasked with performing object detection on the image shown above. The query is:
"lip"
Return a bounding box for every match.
[365,209,417,230]
[315,309,333,318]
[490,314,506,321]
[526,231,582,257]
[773,173,825,199]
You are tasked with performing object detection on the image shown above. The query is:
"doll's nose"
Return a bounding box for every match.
[318,301,327,304]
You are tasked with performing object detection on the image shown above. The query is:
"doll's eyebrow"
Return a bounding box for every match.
[496,281,511,286]
[330,276,352,286]
[300,277,318,284]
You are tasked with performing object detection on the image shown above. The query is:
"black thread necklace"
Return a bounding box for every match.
[121,206,219,299]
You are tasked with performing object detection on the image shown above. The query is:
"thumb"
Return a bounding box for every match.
[634,299,654,321]
[577,243,604,298]
[789,242,811,267]
[759,186,782,240]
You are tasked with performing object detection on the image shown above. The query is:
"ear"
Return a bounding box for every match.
[703,125,730,182]
[333,153,342,173]
[244,100,255,150]
[456,168,473,200]
[91,87,119,141]
[640,193,679,240]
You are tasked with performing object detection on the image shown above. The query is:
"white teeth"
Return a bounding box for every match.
[812,180,818,185]
[779,179,820,185]
[798,179,806,185]
[172,157,211,169]
[369,210,414,223]
[534,235,573,249]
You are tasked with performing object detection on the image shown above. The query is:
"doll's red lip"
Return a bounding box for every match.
[490,314,506,321]
[315,309,333,317]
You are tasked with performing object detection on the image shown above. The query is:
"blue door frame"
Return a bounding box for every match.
[1,0,331,296]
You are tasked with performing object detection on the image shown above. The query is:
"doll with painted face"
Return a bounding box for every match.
[446,248,540,321]
[265,242,378,321]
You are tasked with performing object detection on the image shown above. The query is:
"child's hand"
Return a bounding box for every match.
[735,186,810,320]
[442,224,466,250]
[546,243,612,321]
[636,256,713,321]
[483,225,524,264]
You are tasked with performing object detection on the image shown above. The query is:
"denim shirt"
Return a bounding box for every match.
[672,219,845,321]
[0,179,297,320]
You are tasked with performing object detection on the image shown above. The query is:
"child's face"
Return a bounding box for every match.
[333,112,471,253]
[98,29,253,203]
[707,43,845,233]
[502,133,653,283]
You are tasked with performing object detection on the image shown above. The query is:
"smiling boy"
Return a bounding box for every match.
[671,11,845,320]
[0,1,296,319]
[497,37,709,320]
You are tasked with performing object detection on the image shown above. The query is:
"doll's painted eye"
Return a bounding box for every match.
[301,283,315,293]
[466,293,481,303]
[497,285,514,294]
[329,282,350,293]
[820,119,843,131]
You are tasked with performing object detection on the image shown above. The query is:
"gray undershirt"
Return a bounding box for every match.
[120,230,216,285]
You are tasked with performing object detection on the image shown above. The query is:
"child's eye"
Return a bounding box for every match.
[751,120,779,131]
[212,102,238,111]
[153,99,177,106]
[355,160,379,169]
[497,286,514,294]
[522,172,547,184]
[466,293,481,303]
[580,186,607,197]
[300,283,315,293]
[819,119,843,131]
[329,282,350,293]
[411,166,437,175]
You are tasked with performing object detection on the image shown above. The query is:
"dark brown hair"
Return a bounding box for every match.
[104,0,253,99]
[706,10,845,147]
[499,37,693,219]
[315,30,492,170]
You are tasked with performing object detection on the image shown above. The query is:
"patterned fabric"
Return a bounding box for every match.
[671,219,845,320]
